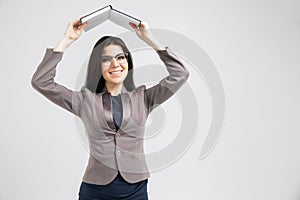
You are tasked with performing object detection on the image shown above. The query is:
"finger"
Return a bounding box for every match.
[129,22,140,35]
[139,21,149,29]
[73,19,82,29]
[129,22,138,30]
[79,22,88,30]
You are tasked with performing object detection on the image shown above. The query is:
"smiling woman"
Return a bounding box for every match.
[31,19,189,200]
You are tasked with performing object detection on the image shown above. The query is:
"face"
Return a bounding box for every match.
[101,44,129,86]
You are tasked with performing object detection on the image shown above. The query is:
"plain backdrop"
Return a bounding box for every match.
[0,0,300,199]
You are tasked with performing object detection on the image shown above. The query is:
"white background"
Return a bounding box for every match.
[0,0,300,199]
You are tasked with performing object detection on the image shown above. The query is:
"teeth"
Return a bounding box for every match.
[109,70,122,74]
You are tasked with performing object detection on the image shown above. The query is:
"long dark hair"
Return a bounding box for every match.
[84,36,136,93]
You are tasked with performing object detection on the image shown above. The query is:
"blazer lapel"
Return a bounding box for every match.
[119,92,131,131]
[101,85,132,132]
[102,92,116,131]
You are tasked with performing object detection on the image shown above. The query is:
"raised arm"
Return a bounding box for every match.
[129,22,189,112]
[144,47,189,112]
[31,19,88,116]
[52,19,87,52]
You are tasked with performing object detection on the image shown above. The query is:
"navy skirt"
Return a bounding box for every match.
[78,172,148,200]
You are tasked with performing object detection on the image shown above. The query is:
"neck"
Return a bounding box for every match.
[105,82,123,96]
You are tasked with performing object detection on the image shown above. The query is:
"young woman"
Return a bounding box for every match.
[31,19,189,200]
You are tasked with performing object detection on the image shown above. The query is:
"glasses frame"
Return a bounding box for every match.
[101,52,129,67]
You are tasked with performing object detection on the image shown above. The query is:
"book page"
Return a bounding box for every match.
[109,9,141,31]
[80,5,111,32]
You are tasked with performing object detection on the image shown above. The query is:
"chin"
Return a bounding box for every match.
[108,79,125,85]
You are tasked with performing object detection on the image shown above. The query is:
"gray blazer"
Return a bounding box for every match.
[31,47,189,185]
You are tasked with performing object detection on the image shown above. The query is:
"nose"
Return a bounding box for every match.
[110,58,119,67]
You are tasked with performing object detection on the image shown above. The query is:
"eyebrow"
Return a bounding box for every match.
[101,53,125,58]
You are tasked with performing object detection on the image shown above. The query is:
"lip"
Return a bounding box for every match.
[109,70,123,75]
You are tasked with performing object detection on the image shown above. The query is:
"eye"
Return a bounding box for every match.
[116,54,126,61]
[101,58,111,63]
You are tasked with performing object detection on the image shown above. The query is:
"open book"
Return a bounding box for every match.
[80,5,142,32]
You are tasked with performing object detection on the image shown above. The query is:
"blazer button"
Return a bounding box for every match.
[116,133,121,137]
[116,150,121,156]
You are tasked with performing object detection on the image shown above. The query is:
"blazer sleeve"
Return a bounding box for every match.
[144,47,190,113]
[31,48,85,117]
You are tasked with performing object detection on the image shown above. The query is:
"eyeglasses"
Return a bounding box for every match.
[101,52,128,67]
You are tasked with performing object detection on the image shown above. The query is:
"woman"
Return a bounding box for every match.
[31,19,189,200]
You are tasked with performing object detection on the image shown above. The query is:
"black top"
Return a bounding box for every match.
[111,95,123,130]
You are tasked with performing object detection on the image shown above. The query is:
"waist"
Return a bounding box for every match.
[80,172,148,197]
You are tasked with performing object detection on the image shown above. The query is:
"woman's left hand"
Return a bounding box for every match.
[129,21,164,51]
[129,21,152,42]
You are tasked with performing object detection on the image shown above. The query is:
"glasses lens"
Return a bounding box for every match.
[101,57,112,66]
[116,53,127,64]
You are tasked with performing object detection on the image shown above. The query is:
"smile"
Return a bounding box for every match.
[109,70,123,75]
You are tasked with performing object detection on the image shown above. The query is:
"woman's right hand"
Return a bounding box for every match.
[63,19,88,41]
[53,19,88,52]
